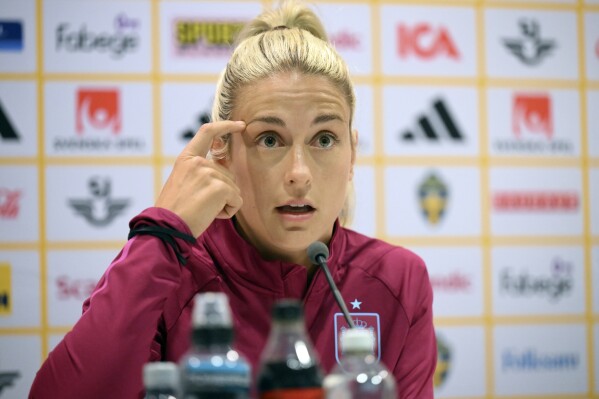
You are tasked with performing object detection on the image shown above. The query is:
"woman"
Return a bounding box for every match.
[30,2,436,398]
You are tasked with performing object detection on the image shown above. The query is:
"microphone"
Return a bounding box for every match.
[307,241,355,329]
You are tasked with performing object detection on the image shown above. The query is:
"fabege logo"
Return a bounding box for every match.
[513,94,552,139]
[500,257,573,302]
[0,263,11,316]
[56,13,140,59]
[76,89,121,135]
[418,173,449,225]
[397,23,460,60]
[0,188,21,219]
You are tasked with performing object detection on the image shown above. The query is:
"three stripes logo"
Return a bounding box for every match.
[0,99,19,141]
[399,98,464,143]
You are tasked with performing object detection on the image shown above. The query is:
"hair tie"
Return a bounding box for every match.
[273,25,288,30]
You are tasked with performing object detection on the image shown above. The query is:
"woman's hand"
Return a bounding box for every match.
[156,120,246,237]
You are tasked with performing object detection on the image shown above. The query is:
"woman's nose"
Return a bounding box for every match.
[284,146,312,188]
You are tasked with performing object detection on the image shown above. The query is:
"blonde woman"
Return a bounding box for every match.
[30,2,436,398]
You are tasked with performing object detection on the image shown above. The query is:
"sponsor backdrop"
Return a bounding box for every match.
[0,0,597,397]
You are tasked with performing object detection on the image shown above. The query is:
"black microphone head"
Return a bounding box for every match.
[307,241,329,265]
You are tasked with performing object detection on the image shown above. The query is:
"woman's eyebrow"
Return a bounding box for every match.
[312,113,343,125]
[247,116,286,127]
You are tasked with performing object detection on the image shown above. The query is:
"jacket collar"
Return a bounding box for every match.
[200,218,347,297]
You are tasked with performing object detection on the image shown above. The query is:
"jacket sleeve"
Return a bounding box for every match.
[29,207,196,399]
[393,259,437,399]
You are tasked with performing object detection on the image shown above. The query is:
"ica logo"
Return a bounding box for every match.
[397,23,460,60]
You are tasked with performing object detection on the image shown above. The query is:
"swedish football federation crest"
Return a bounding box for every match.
[418,173,448,225]
[434,334,452,389]
[334,313,381,366]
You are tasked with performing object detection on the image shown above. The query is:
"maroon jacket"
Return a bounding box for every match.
[30,207,436,398]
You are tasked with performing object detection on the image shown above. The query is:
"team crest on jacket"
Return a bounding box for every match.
[334,313,381,365]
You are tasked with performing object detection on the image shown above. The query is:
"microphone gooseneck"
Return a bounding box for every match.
[307,241,355,329]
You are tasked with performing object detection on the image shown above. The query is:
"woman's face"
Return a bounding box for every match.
[223,71,355,266]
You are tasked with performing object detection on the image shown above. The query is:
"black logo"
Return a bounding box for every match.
[0,100,19,141]
[181,111,211,141]
[55,14,140,59]
[68,177,129,226]
[0,371,20,395]
[399,99,464,143]
[503,19,556,66]
[500,257,573,301]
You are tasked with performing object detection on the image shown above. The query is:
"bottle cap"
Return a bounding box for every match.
[272,299,303,321]
[143,362,179,390]
[340,328,375,353]
[192,292,232,328]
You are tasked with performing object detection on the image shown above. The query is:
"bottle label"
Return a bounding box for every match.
[260,388,324,399]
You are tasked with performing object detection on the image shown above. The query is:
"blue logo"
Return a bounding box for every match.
[0,21,24,51]
[502,349,579,371]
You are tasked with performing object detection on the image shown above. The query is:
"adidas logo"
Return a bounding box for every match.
[399,98,464,142]
[0,99,19,141]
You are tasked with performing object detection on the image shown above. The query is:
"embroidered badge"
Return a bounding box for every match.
[334,312,381,365]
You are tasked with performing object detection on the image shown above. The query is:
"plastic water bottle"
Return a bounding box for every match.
[143,361,179,399]
[179,292,251,399]
[257,299,324,398]
[323,329,397,399]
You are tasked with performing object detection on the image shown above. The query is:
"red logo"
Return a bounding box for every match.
[493,191,579,211]
[397,23,460,60]
[430,271,471,293]
[512,94,552,139]
[55,275,96,301]
[76,89,121,135]
[330,30,361,50]
[0,188,21,218]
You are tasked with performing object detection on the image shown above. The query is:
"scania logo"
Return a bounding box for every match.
[499,257,574,301]
[55,13,140,58]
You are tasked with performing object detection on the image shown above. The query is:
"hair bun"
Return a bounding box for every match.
[235,0,328,45]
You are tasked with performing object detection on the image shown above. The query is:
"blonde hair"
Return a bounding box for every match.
[211,0,356,226]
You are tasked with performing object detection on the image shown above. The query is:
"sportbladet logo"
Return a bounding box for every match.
[173,19,244,56]
[55,13,140,59]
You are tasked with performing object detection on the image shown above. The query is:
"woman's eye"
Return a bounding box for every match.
[315,133,338,148]
[257,133,280,148]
